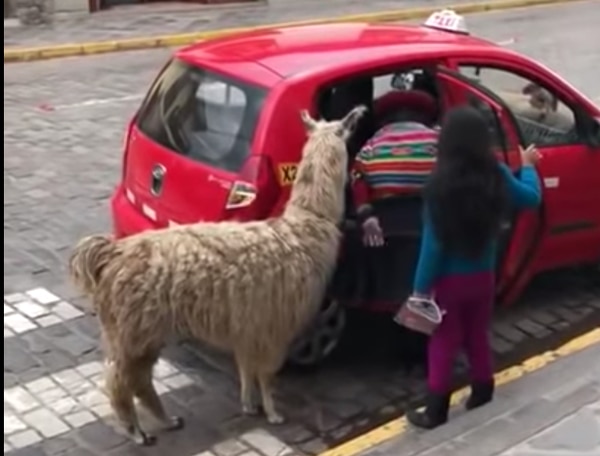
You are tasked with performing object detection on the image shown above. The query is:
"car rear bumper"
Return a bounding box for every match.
[110,184,157,239]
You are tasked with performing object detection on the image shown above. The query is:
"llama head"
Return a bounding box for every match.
[285,105,367,224]
[522,83,557,116]
[300,105,367,142]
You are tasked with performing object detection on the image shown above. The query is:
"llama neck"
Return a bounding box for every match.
[284,163,346,225]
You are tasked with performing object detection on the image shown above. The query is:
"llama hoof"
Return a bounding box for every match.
[242,404,259,416]
[166,416,185,431]
[266,413,285,425]
[135,432,157,446]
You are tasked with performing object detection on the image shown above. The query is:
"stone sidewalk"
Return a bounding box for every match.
[4,0,487,48]
[357,340,600,456]
[499,401,600,456]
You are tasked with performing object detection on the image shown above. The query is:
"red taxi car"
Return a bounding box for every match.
[111,10,600,366]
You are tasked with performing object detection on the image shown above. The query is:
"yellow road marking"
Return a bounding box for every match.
[4,0,585,63]
[318,327,600,456]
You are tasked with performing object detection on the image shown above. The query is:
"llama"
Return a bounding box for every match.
[68,105,367,445]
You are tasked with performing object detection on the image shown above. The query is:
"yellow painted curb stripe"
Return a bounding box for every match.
[318,327,600,456]
[4,0,583,63]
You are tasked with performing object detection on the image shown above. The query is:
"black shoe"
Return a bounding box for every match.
[406,392,450,430]
[465,380,495,410]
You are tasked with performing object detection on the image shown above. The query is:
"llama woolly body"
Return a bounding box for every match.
[69,104,367,441]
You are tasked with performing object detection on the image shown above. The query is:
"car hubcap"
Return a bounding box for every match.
[288,300,346,366]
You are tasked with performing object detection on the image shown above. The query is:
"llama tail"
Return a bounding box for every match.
[69,234,118,297]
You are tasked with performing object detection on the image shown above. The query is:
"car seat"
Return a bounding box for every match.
[322,78,378,302]
[321,77,376,159]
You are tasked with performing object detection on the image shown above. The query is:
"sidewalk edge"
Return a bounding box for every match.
[4,0,579,63]
[316,328,600,456]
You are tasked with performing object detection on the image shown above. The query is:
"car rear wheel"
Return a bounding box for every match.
[287,299,346,367]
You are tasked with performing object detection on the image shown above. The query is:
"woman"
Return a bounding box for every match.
[405,105,542,429]
[352,101,439,247]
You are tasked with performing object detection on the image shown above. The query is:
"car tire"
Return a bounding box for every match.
[287,299,346,367]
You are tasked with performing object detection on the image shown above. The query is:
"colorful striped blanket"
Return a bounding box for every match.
[351,121,438,209]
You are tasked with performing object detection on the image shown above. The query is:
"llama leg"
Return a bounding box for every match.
[134,357,184,431]
[105,361,156,446]
[238,363,258,415]
[258,374,284,424]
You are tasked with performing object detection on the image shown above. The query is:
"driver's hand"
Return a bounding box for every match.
[362,216,384,247]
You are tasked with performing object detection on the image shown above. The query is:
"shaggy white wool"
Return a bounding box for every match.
[68,105,367,443]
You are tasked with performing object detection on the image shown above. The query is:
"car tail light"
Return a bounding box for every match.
[225,181,257,210]
[224,155,278,219]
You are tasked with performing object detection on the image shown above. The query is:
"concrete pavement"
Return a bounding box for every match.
[354,337,600,456]
[4,1,600,455]
[500,402,600,456]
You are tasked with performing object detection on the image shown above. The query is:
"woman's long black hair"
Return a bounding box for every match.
[424,105,509,259]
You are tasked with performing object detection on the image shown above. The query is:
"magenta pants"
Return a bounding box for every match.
[427,271,495,394]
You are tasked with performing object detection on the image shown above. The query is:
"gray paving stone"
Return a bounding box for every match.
[5,387,41,413]
[7,430,43,449]
[24,377,57,395]
[4,415,28,435]
[13,301,49,319]
[212,438,249,456]
[76,422,129,452]
[6,446,46,456]
[241,429,295,456]
[527,406,600,452]
[39,436,78,456]
[22,408,70,438]
[4,314,37,334]
[25,288,59,305]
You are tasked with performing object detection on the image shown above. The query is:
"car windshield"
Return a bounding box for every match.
[136,58,267,173]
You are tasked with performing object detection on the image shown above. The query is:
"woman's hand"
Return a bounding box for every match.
[362,216,384,247]
[520,144,541,166]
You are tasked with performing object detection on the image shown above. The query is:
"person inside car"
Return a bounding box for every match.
[351,90,439,247]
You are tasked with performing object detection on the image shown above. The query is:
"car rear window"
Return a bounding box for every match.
[136,59,267,173]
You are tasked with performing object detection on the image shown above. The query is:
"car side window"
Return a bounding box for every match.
[137,59,266,173]
[465,92,508,152]
[458,65,581,147]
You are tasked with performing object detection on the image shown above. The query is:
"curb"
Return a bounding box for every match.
[4,0,580,63]
[317,327,600,456]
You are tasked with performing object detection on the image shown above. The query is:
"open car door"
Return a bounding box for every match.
[435,67,545,306]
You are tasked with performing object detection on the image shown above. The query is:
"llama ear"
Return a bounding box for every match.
[300,110,317,133]
[338,105,368,138]
[522,82,538,95]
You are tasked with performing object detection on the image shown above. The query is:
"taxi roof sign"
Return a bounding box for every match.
[423,9,469,35]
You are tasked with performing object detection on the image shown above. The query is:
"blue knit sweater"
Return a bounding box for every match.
[413,164,542,294]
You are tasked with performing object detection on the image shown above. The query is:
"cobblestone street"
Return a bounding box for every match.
[4,0,495,49]
[4,2,600,456]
